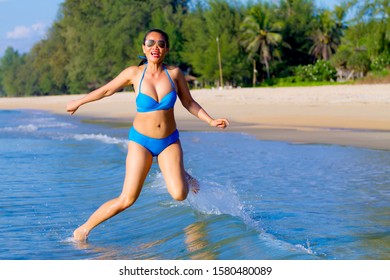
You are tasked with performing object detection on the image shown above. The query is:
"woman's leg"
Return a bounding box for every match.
[73,141,153,240]
[157,141,198,201]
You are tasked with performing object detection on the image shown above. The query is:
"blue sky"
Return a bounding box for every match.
[0,0,64,56]
[0,0,339,57]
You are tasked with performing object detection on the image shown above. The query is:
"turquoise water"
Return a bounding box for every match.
[0,109,389,260]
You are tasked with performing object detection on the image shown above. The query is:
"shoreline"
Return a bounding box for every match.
[82,117,390,151]
[1,84,390,150]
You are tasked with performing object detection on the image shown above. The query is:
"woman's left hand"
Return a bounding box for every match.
[210,118,230,129]
[66,100,81,115]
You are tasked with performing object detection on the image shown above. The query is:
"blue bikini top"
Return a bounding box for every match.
[136,64,177,113]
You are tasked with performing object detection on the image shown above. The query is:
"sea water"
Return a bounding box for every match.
[0,109,389,260]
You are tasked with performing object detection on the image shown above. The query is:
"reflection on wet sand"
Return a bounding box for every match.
[70,221,219,260]
[70,236,166,260]
[184,221,218,260]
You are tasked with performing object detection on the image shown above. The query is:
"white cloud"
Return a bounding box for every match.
[6,22,46,39]
[32,22,46,32]
[6,26,30,39]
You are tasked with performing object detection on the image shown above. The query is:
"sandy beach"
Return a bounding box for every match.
[1,83,390,150]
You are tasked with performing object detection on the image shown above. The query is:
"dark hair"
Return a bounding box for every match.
[138,29,170,66]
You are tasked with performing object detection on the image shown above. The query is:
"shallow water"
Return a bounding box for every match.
[0,109,389,260]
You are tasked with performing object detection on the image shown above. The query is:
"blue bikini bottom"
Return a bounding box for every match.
[128,127,179,157]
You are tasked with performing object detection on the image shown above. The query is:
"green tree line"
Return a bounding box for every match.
[0,0,389,97]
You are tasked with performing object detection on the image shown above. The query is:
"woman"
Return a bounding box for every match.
[67,29,229,241]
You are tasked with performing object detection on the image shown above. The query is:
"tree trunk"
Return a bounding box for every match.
[265,59,270,80]
[252,59,257,87]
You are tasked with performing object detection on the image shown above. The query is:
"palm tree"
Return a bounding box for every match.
[240,4,284,83]
[310,8,344,61]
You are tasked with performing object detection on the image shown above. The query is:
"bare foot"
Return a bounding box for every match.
[189,178,200,193]
[186,175,200,194]
[73,226,89,241]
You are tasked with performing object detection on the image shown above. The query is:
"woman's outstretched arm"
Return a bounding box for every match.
[174,67,229,129]
[66,66,137,115]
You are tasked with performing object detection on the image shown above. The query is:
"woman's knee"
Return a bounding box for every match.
[172,191,188,201]
[169,183,189,201]
[117,195,137,210]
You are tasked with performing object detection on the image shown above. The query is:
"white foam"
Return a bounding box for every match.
[56,133,128,149]
[0,121,72,133]
[39,121,73,129]
[1,124,39,132]
[295,239,316,255]
[187,181,243,216]
[73,133,122,144]
[149,172,167,188]
[62,236,77,243]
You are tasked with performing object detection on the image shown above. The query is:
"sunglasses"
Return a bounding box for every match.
[144,39,167,48]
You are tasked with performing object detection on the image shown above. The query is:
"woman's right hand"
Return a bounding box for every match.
[210,118,230,129]
[66,100,80,115]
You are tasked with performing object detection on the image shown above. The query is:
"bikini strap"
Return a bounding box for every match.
[164,66,176,89]
[138,64,147,93]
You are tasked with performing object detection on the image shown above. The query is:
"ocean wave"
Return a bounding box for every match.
[57,133,128,148]
[74,133,126,145]
[1,124,39,132]
[35,121,73,129]
[0,121,73,133]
